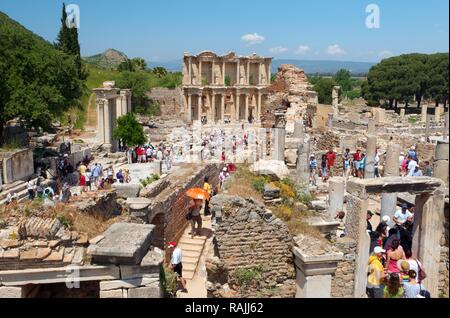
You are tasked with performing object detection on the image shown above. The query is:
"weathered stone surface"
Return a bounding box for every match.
[310,200,327,211]
[99,288,123,298]
[127,284,161,298]
[347,177,442,196]
[19,248,51,261]
[21,217,61,239]
[112,183,141,198]
[126,197,152,210]
[87,223,155,265]
[100,277,159,291]
[434,141,449,161]
[251,160,289,180]
[285,149,298,165]
[263,183,281,199]
[0,286,25,298]
[0,239,21,249]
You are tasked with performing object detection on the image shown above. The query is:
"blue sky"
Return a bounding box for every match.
[0,0,448,62]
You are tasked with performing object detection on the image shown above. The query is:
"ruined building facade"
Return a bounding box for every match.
[182,51,272,123]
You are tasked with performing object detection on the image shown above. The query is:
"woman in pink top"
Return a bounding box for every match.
[385,239,405,274]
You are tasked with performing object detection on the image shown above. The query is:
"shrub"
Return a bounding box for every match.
[57,214,72,228]
[161,265,178,297]
[408,115,418,124]
[251,177,266,194]
[0,219,8,229]
[234,266,263,286]
[139,173,160,187]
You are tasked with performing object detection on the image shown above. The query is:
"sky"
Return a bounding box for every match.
[0,0,448,62]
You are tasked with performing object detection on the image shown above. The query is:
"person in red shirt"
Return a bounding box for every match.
[326,149,336,177]
[353,149,362,177]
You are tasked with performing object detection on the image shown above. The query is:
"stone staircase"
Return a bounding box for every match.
[178,227,208,280]
[0,176,40,205]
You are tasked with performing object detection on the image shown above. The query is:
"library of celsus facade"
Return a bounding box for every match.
[182,51,272,123]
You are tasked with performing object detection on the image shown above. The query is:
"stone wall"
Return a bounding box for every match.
[206,195,296,298]
[330,237,357,298]
[145,164,222,259]
[70,190,121,219]
[1,148,34,184]
[439,204,449,298]
[147,87,184,119]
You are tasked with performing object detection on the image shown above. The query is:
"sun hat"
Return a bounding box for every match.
[382,215,391,223]
[374,246,386,254]
[400,260,410,272]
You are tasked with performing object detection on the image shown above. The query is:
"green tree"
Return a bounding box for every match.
[333,69,352,93]
[312,77,335,104]
[152,67,168,78]
[113,113,146,147]
[117,59,136,72]
[55,3,87,80]
[0,11,83,145]
[131,58,147,71]
[116,71,150,110]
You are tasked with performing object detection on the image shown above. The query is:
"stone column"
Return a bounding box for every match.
[444,112,449,141]
[293,121,304,140]
[187,94,192,122]
[103,99,112,152]
[197,95,202,121]
[246,61,250,85]
[413,192,445,297]
[400,108,405,119]
[293,247,343,298]
[222,61,226,85]
[267,62,271,84]
[328,177,345,218]
[364,135,377,179]
[235,93,240,121]
[115,96,123,118]
[425,114,430,141]
[198,61,202,85]
[421,104,428,122]
[433,140,449,186]
[296,138,310,184]
[97,98,106,144]
[127,94,132,113]
[211,94,216,122]
[273,128,286,161]
[121,94,128,116]
[257,91,262,120]
[435,106,441,122]
[221,94,225,122]
[367,119,376,135]
[327,113,334,130]
[380,143,400,220]
[245,94,249,121]
[188,57,192,85]
[236,60,240,85]
[332,86,340,116]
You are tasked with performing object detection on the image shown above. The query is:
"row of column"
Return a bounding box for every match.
[421,104,446,122]
[187,59,270,86]
[185,92,263,122]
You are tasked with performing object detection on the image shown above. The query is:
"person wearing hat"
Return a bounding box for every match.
[367,246,387,298]
[393,203,414,229]
[219,167,228,190]
[309,154,318,186]
[398,260,411,285]
[168,242,187,293]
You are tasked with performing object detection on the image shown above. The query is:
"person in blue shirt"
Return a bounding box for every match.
[309,154,318,186]
[359,154,366,178]
[321,154,328,181]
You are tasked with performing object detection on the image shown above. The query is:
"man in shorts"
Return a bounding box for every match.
[168,242,187,293]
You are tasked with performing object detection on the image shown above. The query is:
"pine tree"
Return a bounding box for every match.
[55,3,86,80]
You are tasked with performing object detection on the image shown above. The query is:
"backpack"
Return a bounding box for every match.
[419,284,431,298]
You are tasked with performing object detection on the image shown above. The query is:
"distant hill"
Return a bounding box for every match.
[83,49,128,69]
[149,58,375,76]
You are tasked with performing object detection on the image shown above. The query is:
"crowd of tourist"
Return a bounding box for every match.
[366,203,430,298]
[126,144,173,171]
[309,144,429,186]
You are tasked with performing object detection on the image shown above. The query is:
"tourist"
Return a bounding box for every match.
[401,155,409,177]
[404,249,426,283]
[412,166,423,177]
[407,156,418,176]
[221,150,226,162]
[116,169,125,183]
[92,163,100,187]
[146,146,153,162]
[164,148,172,171]
[219,167,228,189]
[359,153,366,178]
[78,161,87,177]
[85,169,92,192]
[384,273,404,298]
[353,149,361,177]
[367,210,374,232]
[326,149,336,177]
[27,177,35,200]
[423,161,433,177]
[156,147,163,161]
[6,192,18,206]
[79,169,86,190]
[203,176,212,216]
[124,169,131,183]
[399,151,405,167]
[393,203,414,240]
[367,246,387,298]
[188,198,203,238]
[374,150,380,178]
[403,270,428,298]
[168,242,188,293]
[61,182,71,203]
[343,149,351,181]
[383,228,398,251]
[321,154,328,181]
[408,146,418,162]
[399,260,411,285]
[370,223,388,254]
[380,215,391,232]
[309,154,318,186]
[127,147,133,164]
[385,239,406,274]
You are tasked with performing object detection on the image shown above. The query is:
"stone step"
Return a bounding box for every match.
[182,250,202,258]
[179,237,206,246]
[183,270,195,280]
[182,256,198,265]
[0,176,40,201]
[0,188,29,205]
[181,263,197,273]
[179,244,203,253]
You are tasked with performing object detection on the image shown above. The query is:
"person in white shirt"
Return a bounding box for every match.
[393,203,414,226]
[168,242,187,293]
[407,158,418,176]
[398,152,405,166]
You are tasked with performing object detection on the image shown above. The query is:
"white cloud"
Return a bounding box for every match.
[241,33,265,45]
[379,50,393,58]
[327,44,346,56]
[269,46,288,54]
[294,45,311,55]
